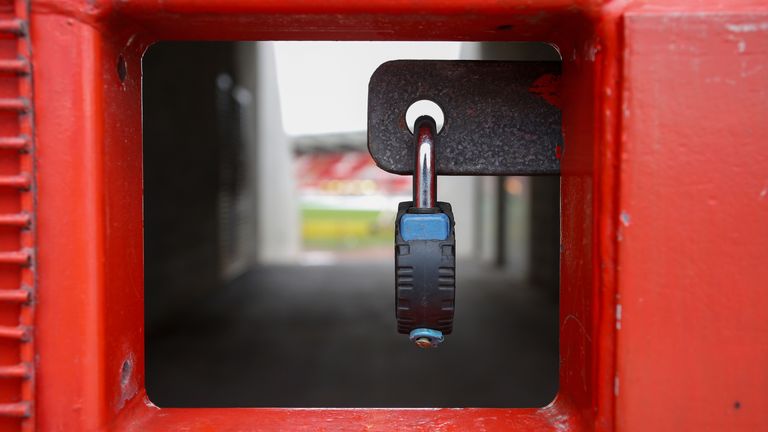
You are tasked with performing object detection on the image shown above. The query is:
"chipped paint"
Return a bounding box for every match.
[705,76,737,85]
[726,22,768,33]
[542,408,571,432]
[614,376,620,396]
[620,211,631,227]
[116,353,139,412]
[741,65,764,78]
[584,41,600,61]
[143,395,160,410]
[615,304,622,330]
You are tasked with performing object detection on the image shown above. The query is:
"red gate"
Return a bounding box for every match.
[0,0,765,430]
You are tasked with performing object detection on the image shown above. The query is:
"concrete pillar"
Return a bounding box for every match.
[252,42,300,264]
[438,176,477,259]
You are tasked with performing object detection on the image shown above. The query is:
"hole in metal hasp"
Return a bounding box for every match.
[405,99,444,134]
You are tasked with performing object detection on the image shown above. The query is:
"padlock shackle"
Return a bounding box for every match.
[413,116,437,209]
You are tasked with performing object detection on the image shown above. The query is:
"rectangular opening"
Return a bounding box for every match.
[143,41,561,408]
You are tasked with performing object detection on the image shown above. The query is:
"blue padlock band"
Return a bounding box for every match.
[409,328,445,347]
[400,212,450,241]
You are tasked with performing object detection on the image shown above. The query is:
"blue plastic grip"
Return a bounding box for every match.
[400,213,450,241]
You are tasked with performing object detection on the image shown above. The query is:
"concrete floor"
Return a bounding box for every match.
[146,262,558,408]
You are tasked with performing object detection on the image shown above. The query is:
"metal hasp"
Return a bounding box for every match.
[368,60,562,176]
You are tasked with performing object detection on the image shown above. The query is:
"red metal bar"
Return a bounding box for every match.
[14,0,38,428]
[34,10,109,430]
[0,403,29,419]
[0,365,30,379]
[0,175,30,189]
[0,20,23,35]
[0,2,39,430]
[0,99,27,112]
[0,327,29,342]
[0,214,30,227]
[615,11,768,431]
[120,402,570,430]
[0,290,30,303]
[0,251,30,266]
[0,137,29,151]
[0,60,29,75]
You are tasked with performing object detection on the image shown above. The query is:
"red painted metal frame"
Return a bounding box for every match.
[11,0,766,430]
[0,1,36,431]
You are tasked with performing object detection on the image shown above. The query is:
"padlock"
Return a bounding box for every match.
[394,115,456,349]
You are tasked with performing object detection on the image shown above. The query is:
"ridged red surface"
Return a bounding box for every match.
[0,1,36,431]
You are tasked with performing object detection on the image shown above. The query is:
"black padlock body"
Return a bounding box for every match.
[395,201,456,335]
